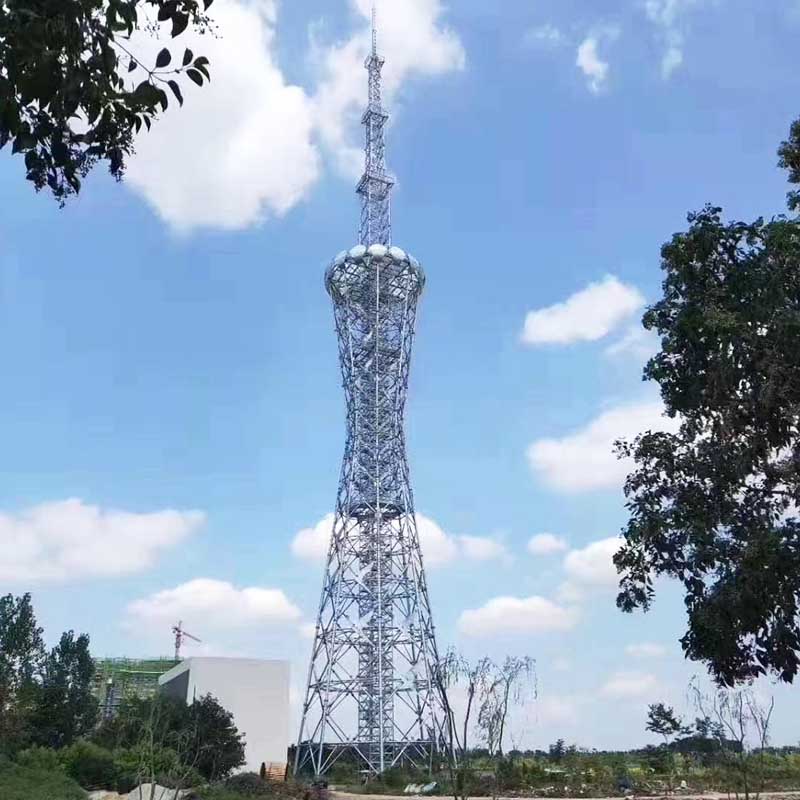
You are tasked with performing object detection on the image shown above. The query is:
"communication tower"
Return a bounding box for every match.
[295,8,447,777]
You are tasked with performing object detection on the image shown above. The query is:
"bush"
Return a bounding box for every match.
[222,771,272,795]
[59,740,118,789]
[0,761,87,800]
[15,746,62,772]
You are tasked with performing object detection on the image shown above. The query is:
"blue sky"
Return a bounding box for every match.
[2,0,800,750]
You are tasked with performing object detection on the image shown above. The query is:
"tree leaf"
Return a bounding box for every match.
[128,59,138,73]
[185,69,203,87]
[155,48,171,69]
[167,80,183,107]
[182,48,193,67]
[172,12,189,38]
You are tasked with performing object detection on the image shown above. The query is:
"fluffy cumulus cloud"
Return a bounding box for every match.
[521,275,644,346]
[601,670,660,698]
[290,512,507,568]
[458,595,579,637]
[126,0,320,232]
[625,642,669,658]
[527,399,679,493]
[0,499,204,583]
[528,532,568,556]
[126,0,464,231]
[559,536,622,601]
[575,29,619,94]
[127,578,302,629]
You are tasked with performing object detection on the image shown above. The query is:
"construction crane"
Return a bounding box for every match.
[172,621,201,661]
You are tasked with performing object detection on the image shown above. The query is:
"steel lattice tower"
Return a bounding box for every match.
[294,9,446,778]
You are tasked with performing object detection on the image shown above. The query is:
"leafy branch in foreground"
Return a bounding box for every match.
[0,0,214,203]
[613,124,800,685]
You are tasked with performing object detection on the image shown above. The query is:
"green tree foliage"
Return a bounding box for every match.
[28,632,98,748]
[0,760,87,800]
[59,739,119,789]
[93,692,245,781]
[0,594,45,754]
[646,704,689,745]
[548,738,566,762]
[0,0,214,203]
[0,594,97,755]
[614,121,800,684]
[778,119,800,211]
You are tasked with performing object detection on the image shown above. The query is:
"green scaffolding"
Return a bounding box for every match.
[91,658,179,718]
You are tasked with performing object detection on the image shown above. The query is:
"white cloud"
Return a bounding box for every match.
[458,595,579,637]
[126,0,320,232]
[661,42,684,78]
[559,536,622,602]
[459,534,509,563]
[127,578,302,629]
[604,324,660,361]
[601,670,660,698]
[299,622,318,640]
[563,536,622,587]
[644,0,705,79]
[0,499,205,583]
[575,29,619,93]
[291,513,335,562]
[528,533,569,556]
[311,0,466,178]
[625,642,669,658]
[290,513,506,569]
[524,24,564,48]
[521,275,644,346]
[527,399,679,493]
[417,513,460,567]
[126,0,464,231]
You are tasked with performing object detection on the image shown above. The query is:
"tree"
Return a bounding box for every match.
[27,631,99,749]
[190,693,246,781]
[646,704,690,748]
[93,692,245,783]
[614,122,800,684]
[646,703,690,794]
[0,593,45,754]
[0,0,214,203]
[548,738,566,762]
[477,656,536,758]
[433,652,535,800]
[690,680,775,800]
[778,117,800,211]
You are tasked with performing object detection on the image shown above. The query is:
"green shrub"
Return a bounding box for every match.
[59,740,119,789]
[15,746,62,772]
[0,761,87,800]
[222,771,272,795]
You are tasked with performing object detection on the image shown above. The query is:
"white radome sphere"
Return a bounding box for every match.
[368,244,388,258]
[349,245,367,259]
[389,246,407,261]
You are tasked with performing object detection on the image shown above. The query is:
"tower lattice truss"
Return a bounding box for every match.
[295,12,446,777]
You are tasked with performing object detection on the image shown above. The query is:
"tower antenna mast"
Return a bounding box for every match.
[356,2,393,247]
[295,4,447,778]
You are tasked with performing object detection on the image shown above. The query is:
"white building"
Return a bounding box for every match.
[159,657,290,774]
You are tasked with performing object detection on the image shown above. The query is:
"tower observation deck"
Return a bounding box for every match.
[294,8,447,778]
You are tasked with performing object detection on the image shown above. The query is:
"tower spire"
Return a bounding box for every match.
[357,3,393,246]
